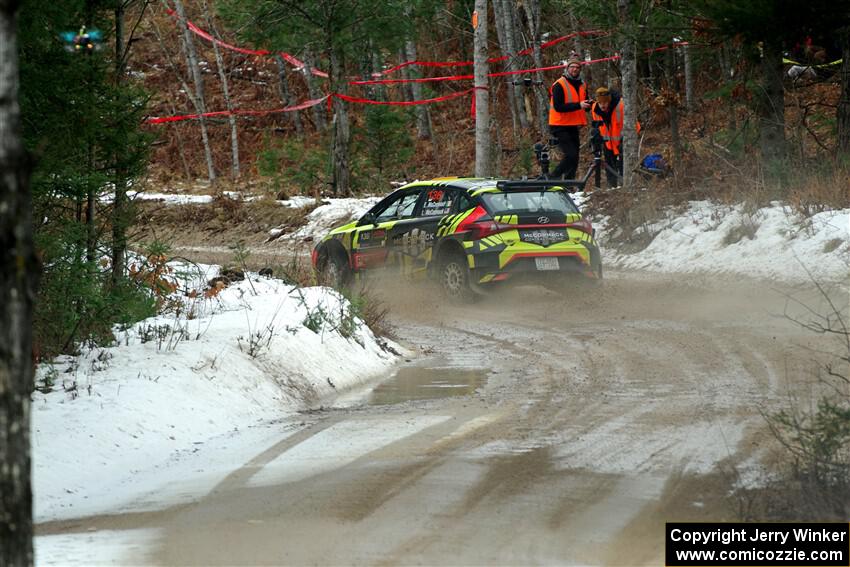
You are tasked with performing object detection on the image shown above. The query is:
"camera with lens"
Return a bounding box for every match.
[533,138,560,177]
[589,126,604,156]
[534,142,550,176]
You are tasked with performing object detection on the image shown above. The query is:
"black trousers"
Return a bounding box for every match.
[550,126,580,180]
[603,148,622,187]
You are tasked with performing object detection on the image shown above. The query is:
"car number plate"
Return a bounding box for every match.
[535,257,559,271]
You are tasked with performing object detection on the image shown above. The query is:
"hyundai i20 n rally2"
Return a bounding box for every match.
[312,178,602,301]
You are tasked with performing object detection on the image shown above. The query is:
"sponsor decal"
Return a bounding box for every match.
[520,229,566,247]
[401,228,435,257]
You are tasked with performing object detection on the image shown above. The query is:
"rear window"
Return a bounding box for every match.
[481,190,579,215]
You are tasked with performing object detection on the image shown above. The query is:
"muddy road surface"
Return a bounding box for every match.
[42,271,843,565]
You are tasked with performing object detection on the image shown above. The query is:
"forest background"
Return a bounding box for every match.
[2,0,850,564]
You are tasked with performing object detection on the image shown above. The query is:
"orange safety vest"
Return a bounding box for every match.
[590,99,641,155]
[548,77,587,127]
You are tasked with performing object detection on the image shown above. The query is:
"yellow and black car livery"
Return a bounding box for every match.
[312,178,602,300]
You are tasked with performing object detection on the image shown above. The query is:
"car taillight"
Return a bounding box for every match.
[567,219,593,235]
[311,248,319,268]
[467,220,504,240]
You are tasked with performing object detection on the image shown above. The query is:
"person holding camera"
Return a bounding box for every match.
[548,57,591,180]
[590,86,641,188]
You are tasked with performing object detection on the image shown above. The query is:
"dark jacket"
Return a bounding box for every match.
[551,75,585,114]
[591,90,622,128]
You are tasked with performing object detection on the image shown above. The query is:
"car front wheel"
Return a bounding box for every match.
[318,252,350,290]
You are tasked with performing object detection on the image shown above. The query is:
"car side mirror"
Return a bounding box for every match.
[358,212,376,226]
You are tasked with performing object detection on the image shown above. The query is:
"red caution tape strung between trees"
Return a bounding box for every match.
[169,10,608,80]
[145,88,488,125]
[166,9,328,78]
[145,96,328,124]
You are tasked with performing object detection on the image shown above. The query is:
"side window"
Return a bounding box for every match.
[374,191,420,222]
[420,188,456,217]
[455,192,474,213]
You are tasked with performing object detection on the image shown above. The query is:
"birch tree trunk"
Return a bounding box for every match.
[405,40,432,139]
[522,0,548,138]
[398,47,414,102]
[330,50,351,196]
[0,2,38,563]
[665,47,681,166]
[274,55,303,135]
[173,0,216,182]
[303,50,326,131]
[836,28,850,154]
[617,0,638,189]
[682,42,694,111]
[503,0,528,129]
[473,0,491,177]
[202,0,239,178]
[492,0,520,138]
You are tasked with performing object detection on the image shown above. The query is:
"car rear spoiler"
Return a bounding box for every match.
[496,180,586,191]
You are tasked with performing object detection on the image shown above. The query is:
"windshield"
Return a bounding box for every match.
[481,190,579,215]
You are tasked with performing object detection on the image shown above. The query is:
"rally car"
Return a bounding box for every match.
[312,178,602,301]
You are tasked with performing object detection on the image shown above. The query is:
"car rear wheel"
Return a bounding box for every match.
[439,252,476,303]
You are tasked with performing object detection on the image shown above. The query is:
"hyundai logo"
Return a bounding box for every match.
[538,216,550,224]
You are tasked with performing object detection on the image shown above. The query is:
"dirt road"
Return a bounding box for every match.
[41,271,843,565]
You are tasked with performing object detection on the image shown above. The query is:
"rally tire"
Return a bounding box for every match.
[439,252,476,303]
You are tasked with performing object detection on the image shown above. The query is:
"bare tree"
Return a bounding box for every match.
[202,0,239,178]
[503,0,528,130]
[757,39,787,163]
[0,0,38,563]
[838,27,850,154]
[665,47,682,166]
[172,0,216,183]
[682,42,694,111]
[405,39,432,140]
[302,50,327,131]
[274,56,304,135]
[473,0,491,177]
[521,0,547,137]
[618,0,638,188]
[492,0,520,137]
[330,50,351,195]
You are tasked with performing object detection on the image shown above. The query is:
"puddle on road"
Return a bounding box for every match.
[368,367,488,405]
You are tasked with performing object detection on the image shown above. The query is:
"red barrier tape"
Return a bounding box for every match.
[351,41,690,85]
[145,96,328,124]
[170,11,608,81]
[167,9,328,78]
[146,87,488,125]
[372,30,609,77]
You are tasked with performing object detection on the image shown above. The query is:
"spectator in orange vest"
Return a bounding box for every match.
[548,57,591,180]
[590,86,641,188]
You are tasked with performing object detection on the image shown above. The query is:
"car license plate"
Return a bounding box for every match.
[535,257,559,271]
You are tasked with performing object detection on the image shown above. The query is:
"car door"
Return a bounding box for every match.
[390,187,462,278]
[351,189,422,272]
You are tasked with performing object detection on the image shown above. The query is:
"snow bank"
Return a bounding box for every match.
[32,263,399,522]
[597,200,849,284]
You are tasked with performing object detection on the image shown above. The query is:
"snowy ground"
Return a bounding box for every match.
[32,188,849,564]
[32,263,399,524]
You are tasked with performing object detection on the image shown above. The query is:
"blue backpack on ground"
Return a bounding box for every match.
[640,154,668,176]
[640,154,668,177]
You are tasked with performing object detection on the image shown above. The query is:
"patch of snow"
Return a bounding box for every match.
[32,263,400,523]
[596,200,849,284]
